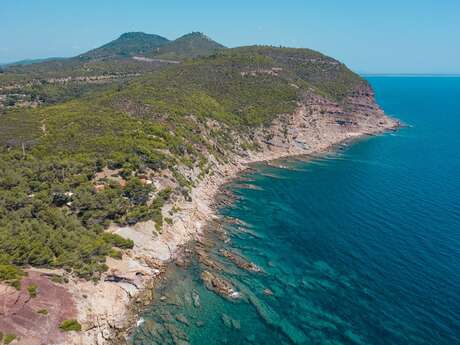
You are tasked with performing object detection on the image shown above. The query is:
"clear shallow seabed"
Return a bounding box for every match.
[131,77,460,344]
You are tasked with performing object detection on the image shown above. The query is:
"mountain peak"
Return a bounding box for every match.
[118,32,165,40]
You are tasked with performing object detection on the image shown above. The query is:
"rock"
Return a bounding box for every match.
[221,313,233,328]
[183,292,192,306]
[175,314,190,327]
[220,249,263,273]
[164,322,189,343]
[221,314,241,330]
[201,271,240,300]
[192,290,201,308]
[263,288,273,296]
[0,270,77,345]
[245,334,256,342]
[196,320,206,327]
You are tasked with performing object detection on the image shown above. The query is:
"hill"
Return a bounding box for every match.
[148,32,226,60]
[79,32,170,59]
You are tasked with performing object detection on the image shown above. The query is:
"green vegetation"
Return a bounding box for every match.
[0,40,368,286]
[37,308,49,315]
[27,284,38,298]
[109,248,123,260]
[151,188,173,232]
[0,259,26,289]
[2,334,17,345]
[80,32,169,59]
[59,319,82,332]
[148,32,225,60]
[102,233,134,249]
[49,274,67,284]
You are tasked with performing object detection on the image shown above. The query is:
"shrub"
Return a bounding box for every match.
[109,248,122,260]
[37,308,48,315]
[102,233,134,249]
[27,284,38,298]
[3,334,17,344]
[0,263,25,290]
[59,319,82,332]
[50,274,67,284]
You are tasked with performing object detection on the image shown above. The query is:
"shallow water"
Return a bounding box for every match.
[131,77,460,344]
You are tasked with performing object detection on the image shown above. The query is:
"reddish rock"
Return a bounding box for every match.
[0,270,77,345]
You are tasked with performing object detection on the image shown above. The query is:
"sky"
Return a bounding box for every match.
[1,0,459,74]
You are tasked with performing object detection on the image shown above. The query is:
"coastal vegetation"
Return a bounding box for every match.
[37,308,49,315]
[27,283,38,297]
[59,320,82,332]
[1,333,17,345]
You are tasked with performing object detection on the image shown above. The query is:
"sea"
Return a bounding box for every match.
[130,77,460,345]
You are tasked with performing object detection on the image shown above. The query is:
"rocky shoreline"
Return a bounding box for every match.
[104,107,399,344]
[0,86,399,345]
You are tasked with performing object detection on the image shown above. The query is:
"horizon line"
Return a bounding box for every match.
[360,73,460,77]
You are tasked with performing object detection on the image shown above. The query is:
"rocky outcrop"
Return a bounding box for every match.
[0,270,76,345]
[219,249,263,273]
[201,271,240,300]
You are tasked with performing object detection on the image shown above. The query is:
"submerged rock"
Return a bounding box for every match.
[196,320,206,327]
[176,314,190,326]
[183,292,193,306]
[221,313,241,330]
[192,290,201,307]
[164,322,189,344]
[245,334,256,342]
[263,288,274,296]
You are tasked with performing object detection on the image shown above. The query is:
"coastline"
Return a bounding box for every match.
[108,117,399,345]
[68,88,399,345]
[0,87,399,345]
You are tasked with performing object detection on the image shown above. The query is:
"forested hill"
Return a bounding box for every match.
[146,32,225,60]
[0,44,372,288]
[79,32,171,59]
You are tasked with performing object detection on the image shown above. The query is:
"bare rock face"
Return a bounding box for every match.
[65,254,163,345]
[0,270,77,345]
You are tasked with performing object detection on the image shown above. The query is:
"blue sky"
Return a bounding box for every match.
[1,0,459,73]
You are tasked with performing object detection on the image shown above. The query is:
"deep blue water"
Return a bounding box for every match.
[131,77,460,344]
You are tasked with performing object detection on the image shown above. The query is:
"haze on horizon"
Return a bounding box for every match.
[1,0,459,74]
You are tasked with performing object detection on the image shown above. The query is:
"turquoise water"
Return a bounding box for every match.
[131,77,460,344]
